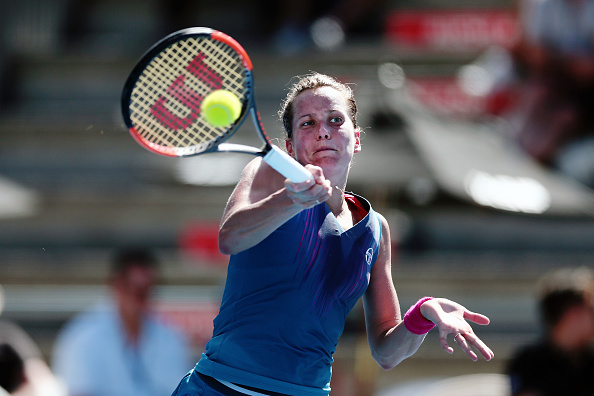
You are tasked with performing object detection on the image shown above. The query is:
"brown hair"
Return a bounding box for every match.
[110,248,158,279]
[279,72,358,139]
[537,267,594,332]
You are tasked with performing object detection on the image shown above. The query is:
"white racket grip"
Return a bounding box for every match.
[263,145,314,183]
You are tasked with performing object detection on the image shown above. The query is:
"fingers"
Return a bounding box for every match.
[439,331,456,355]
[441,331,495,362]
[461,338,477,361]
[465,332,495,361]
[285,165,332,207]
[285,165,323,193]
[431,299,494,362]
[306,164,327,185]
[464,310,491,326]
[453,333,479,361]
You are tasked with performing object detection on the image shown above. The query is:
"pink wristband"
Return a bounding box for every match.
[403,297,435,335]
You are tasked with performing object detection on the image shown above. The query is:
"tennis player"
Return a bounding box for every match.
[172,73,494,396]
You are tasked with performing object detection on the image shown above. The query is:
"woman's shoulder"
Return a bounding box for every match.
[242,156,287,189]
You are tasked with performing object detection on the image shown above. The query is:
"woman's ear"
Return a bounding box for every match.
[354,130,361,153]
[286,139,295,158]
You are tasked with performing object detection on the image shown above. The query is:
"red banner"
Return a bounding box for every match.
[179,222,229,265]
[386,10,519,50]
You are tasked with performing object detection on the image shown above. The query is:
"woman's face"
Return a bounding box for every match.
[286,86,360,175]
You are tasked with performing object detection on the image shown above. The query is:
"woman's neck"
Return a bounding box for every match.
[327,185,365,231]
[326,184,345,211]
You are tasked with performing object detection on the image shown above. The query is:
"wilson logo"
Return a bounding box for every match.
[151,53,222,130]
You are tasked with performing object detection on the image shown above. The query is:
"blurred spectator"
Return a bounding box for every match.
[0,4,19,111]
[0,343,24,394]
[156,0,202,36]
[58,0,98,49]
[470,0,594,187]
[0,286,65,396]
[269,0,386,54]
[52,248,191,396]
[506,266,594,396]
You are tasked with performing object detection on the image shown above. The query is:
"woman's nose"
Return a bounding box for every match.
[317,123,330,140]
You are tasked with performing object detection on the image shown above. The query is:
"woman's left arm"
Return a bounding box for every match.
[363,215,494,370]
[362,214,426,370]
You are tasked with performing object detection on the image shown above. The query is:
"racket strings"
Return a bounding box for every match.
[129,36,248,152]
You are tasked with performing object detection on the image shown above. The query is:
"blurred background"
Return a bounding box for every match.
[0,0,593,395]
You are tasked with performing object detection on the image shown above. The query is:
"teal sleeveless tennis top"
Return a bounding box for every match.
[196,194,382,395]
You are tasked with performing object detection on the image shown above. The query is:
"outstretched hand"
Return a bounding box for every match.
[420,298,494,362]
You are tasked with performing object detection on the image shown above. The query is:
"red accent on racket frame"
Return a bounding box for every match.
[129,126,177,156]
[211,30,253,71]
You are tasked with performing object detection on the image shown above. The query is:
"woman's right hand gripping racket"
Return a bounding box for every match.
[121,27,313,183]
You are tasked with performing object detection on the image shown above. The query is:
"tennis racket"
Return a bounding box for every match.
[121,27,313,183]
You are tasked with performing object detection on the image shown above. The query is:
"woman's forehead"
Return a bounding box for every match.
[294,86,348,112]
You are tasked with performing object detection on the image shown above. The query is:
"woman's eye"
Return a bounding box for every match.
[330,116,343,124]
[301,120,314,127]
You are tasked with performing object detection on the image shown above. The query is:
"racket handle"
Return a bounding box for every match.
[263,145,314,183]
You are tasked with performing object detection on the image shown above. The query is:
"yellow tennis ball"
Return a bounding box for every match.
[201,90,242,127]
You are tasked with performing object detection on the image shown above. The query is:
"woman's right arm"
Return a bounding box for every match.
[218,157,331,255]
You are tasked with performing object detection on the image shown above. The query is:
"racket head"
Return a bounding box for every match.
[121,27,256,157]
